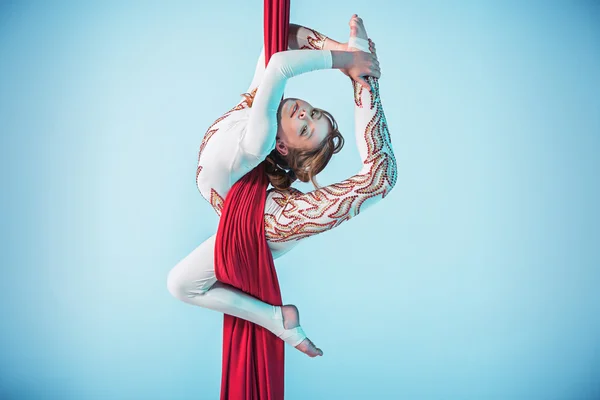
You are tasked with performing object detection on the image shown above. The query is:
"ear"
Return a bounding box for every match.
[276,138,289,156]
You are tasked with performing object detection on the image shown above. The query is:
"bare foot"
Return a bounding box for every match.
[281,304,323,357]
[348,14,369,51]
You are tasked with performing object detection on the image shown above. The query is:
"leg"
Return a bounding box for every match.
[167,234,322,357]
[168,234,280,331]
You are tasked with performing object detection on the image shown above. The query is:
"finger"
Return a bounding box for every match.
[357,77,370,92]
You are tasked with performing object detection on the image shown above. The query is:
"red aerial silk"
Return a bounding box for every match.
[213,1,290,399]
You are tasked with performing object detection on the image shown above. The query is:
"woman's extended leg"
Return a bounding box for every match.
[167,234,323,357]
[264,17,394,245]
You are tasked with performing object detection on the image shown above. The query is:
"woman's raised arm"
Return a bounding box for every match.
[244,24,345,95]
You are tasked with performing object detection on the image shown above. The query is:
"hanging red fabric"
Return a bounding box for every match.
[263,0,291,66]
[213,1,290,399]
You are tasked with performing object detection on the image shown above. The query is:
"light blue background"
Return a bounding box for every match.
[1,1,599,399]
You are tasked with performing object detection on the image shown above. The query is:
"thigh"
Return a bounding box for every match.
[169,234,218,296]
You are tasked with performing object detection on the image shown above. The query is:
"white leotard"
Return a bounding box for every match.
[169,26,397,353]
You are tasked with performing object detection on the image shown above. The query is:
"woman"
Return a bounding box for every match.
[167,15,396,358]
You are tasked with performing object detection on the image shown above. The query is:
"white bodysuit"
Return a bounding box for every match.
[168,27,397,343]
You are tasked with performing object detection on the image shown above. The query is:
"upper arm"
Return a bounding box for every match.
[244,46,267,95]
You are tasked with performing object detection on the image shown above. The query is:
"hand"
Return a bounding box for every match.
[341,37,378,73]
[345,50,380,90]
[368,38,377,56]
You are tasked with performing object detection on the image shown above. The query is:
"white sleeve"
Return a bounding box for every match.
[239,50,333,160]
[244,46,267,95]
[244,26,329,95]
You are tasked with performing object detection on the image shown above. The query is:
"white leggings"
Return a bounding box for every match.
[167,234,286,336]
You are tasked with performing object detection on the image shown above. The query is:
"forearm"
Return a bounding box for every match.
[288,23,344,51]
[245,24,344,94]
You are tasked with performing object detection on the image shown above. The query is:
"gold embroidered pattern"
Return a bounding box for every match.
[265,76,396,243]
[210,189,225,217]
[353,79,376,110]
[241,87,258,108]
[300,29,327,50]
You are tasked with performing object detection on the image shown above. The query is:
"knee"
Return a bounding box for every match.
[167,268,190,301]
[167,266,214,301]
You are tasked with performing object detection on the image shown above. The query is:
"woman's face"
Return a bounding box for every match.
[276,98,331,156]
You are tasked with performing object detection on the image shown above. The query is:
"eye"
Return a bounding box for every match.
[301,110,318,136]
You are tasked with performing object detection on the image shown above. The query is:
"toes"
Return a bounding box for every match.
[297,338,323,357]
[349,14,362,26]
[308,340,323,357]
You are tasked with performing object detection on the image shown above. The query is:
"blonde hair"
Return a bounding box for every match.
[264,109,344,190]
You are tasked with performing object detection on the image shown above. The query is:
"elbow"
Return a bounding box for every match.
[266,52,285,70]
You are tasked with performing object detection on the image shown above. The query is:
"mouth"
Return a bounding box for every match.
[290,101,298,118]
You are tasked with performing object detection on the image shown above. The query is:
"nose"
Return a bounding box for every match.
[298,109,311,121]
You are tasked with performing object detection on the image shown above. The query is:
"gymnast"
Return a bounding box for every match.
[168,14,396,358]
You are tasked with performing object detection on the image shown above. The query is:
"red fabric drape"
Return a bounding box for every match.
[213,1,290,399]
[264,0,290,67]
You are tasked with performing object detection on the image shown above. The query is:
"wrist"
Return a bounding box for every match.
[331,50,353,70]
